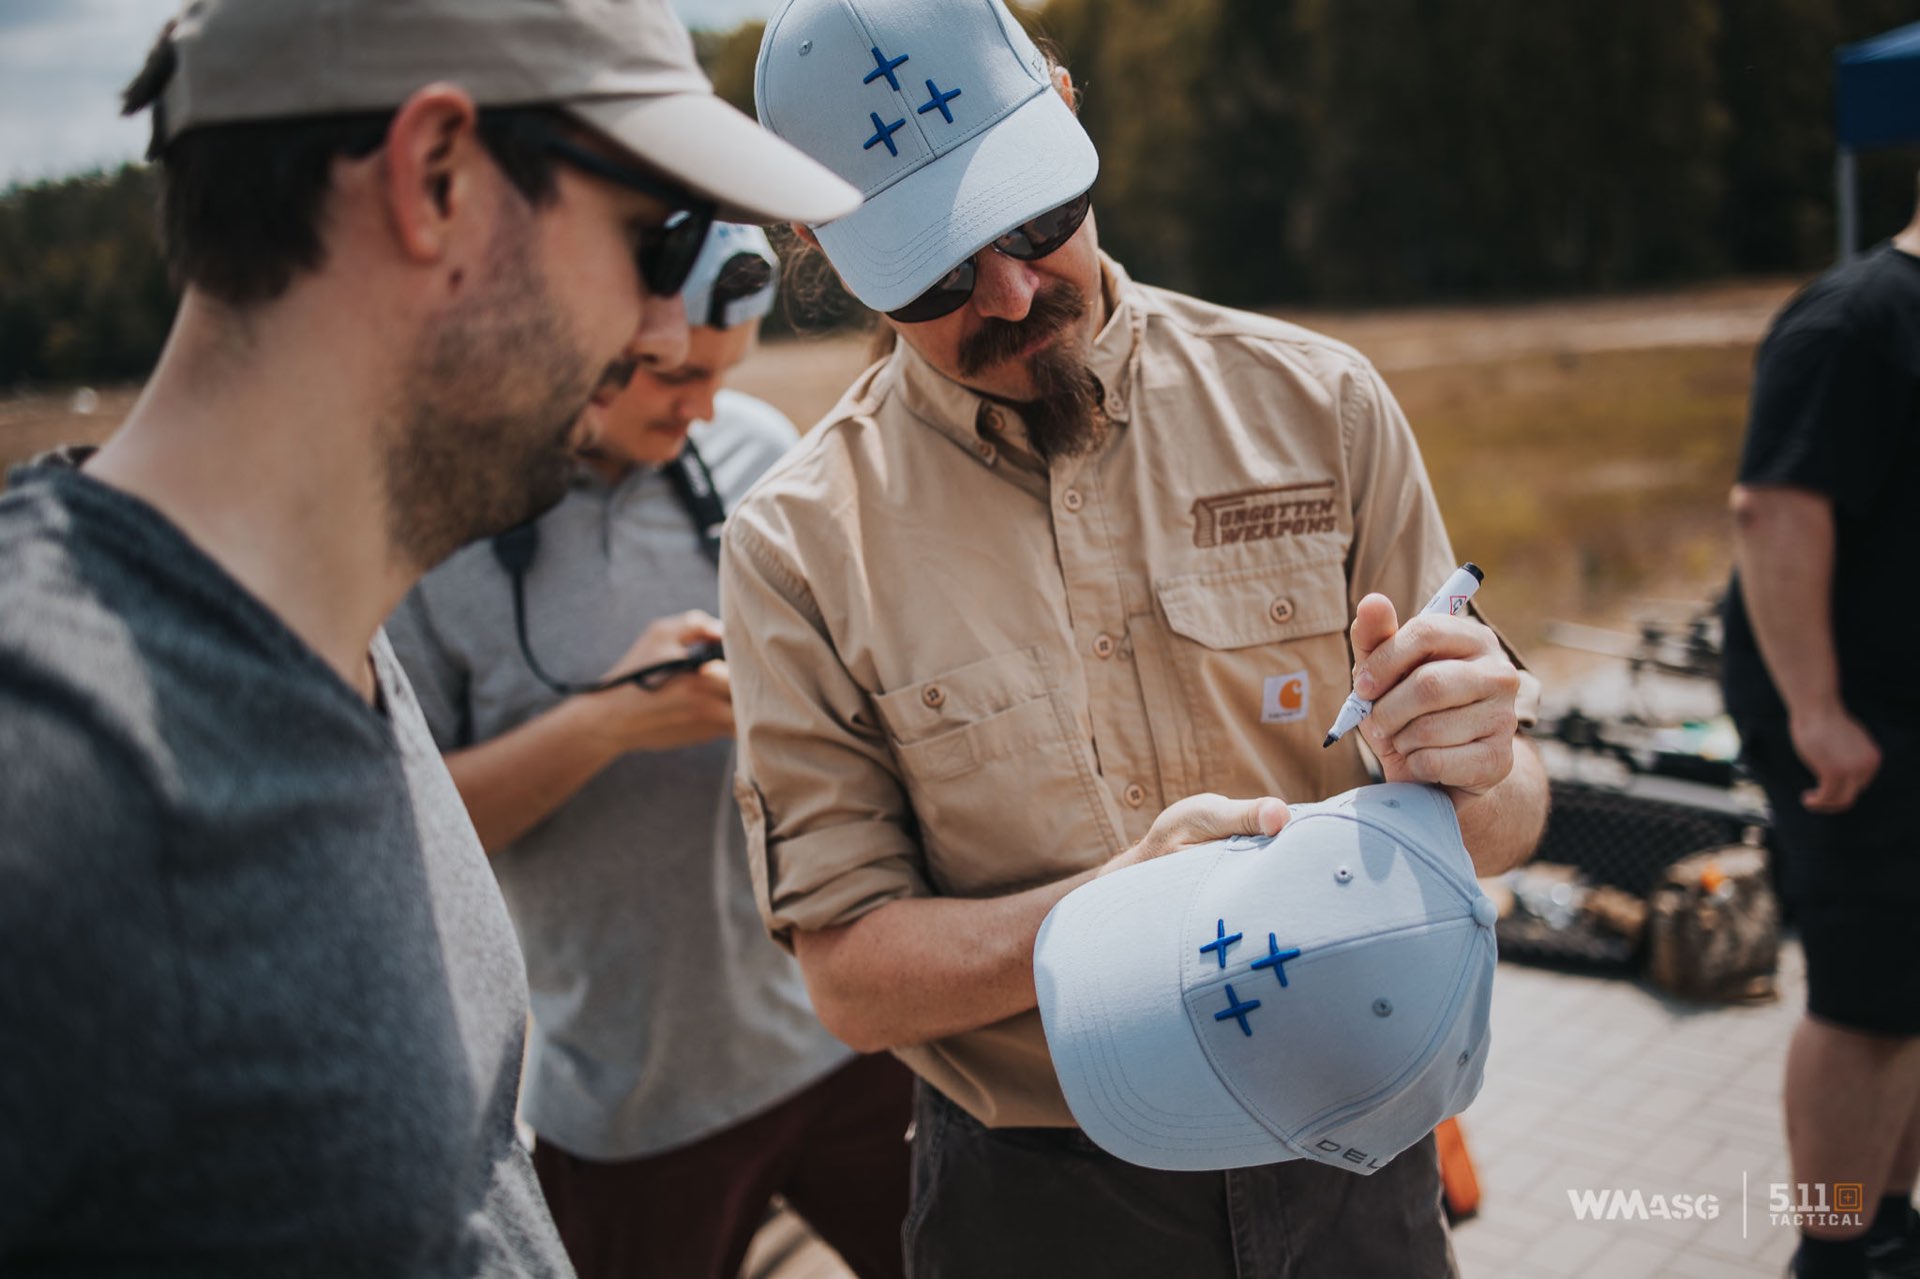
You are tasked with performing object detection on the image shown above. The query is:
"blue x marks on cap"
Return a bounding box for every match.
[1249,934,1302,987]
[1204,921,1303,1036]
[1214,984,1262,1037]
[858,46,963,157]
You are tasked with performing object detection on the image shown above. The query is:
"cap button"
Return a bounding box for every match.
[1472,896,1499,928]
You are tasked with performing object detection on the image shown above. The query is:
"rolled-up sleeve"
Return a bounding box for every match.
[721,515,930,947]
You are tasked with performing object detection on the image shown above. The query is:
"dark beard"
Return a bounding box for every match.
[381,205,598,573]
[1017,336,1105,463]
[959,282,1103,463]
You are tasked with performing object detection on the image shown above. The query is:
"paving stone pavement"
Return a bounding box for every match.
[1452,944,1809,1278]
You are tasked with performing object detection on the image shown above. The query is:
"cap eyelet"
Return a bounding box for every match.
[1458,1050,1472,1066]
[1334,866,1353,884]
[799,39,813,55]
[1372,998,1393,1017]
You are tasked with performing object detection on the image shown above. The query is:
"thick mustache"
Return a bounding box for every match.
[957,284,1086,378]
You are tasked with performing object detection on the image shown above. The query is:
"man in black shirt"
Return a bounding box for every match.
[1723,186,1920,1279]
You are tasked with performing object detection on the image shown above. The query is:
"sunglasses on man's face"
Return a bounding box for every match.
[886,190,1094,325]
[499,119,718,299]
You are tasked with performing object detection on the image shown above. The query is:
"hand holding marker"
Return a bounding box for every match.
[1322,563,1484,748]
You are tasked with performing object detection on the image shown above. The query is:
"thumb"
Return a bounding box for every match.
[1349,593,1400,667]
[1139,794,1289,861]
[1349,593,1400,696]
[674,610,724,646]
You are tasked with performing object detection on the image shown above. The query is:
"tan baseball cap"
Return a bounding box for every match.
[129,0,860,225]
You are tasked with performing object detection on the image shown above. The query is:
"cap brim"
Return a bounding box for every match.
[568,94,861,225]
[812,83,1099,314]
[1035,846,1301,1172]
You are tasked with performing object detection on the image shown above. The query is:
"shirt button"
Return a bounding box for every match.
[1269,597,1295,624]
[1123,782,1146,808]
[981,408,1002,431]
[922,684,946,709]
[1062,488,1084,513]
[975,440,997,465]
[1092,633,1116,659]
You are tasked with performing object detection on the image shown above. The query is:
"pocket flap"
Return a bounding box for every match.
[1155,559,1348,649]
[873,645,1053,745]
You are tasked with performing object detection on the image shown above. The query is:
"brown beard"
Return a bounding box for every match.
[1017,331,1106,463]
[380,196,599,573]
[960,282,1104,463]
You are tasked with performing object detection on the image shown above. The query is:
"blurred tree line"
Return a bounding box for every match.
[702,0,1920,311]
[1,165,170,384]
[4,0,1919,385]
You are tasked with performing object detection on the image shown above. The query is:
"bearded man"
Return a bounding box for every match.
[717,0,1547,1274]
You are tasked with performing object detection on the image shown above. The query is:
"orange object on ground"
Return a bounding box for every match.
[1435,1117,1481,1222]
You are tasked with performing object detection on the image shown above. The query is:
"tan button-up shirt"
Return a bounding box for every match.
[721,255,1533,1128]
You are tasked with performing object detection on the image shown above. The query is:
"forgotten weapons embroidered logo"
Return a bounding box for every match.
[1191,481,1337,548]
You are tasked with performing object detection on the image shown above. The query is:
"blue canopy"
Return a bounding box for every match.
[1834,21,1920,259]
[1837,21,1920,149]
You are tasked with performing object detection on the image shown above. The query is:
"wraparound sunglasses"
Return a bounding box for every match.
[887,189,1093,324]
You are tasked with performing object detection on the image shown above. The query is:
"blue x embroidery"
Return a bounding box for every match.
[1214,984,1262,1037]
[917,79,962,123]
[863,46,909,92]
[863,111,906,157]
[1249,934,1302,987]
[1199,918,1242,969]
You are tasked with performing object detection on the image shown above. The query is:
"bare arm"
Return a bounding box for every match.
[1729,484,1880,811]
[445,611,732,854]
[792,794,1289,1054]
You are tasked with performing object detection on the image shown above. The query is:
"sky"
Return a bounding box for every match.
[0,0,783,187]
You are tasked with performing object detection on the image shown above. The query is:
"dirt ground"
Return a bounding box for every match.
[1,276,1800,694]
[721,277,1798,437]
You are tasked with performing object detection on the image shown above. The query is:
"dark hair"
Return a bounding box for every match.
[126,38,566,309]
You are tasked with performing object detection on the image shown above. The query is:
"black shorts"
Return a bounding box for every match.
[1735,713,1920,1036]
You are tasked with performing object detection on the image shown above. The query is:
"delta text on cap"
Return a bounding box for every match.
[1034,783,1499,1174]
[128,0,860,226]
[754,0,1097,312]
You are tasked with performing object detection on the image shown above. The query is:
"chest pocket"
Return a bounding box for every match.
[1131,556,1369,804]
[872,646,1116,896]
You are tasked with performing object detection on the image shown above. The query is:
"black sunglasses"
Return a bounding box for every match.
[887,190,1094,324]
[496,118,718,299]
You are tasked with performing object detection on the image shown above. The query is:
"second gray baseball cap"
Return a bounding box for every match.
[130,0,861,226]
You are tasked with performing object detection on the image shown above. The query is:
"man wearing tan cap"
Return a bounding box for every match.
[0,1,855,1275]
[720,0,1547,1274]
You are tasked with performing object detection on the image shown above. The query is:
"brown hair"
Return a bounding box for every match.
[123,26,565,308]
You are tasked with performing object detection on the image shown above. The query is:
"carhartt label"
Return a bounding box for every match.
[1262,672,1309,724]
[1192,481,1338,548]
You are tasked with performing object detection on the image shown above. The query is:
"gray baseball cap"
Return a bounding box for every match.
[1035,783,1497,1174]
[753,0,1097,313]
[129,0,861,226]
